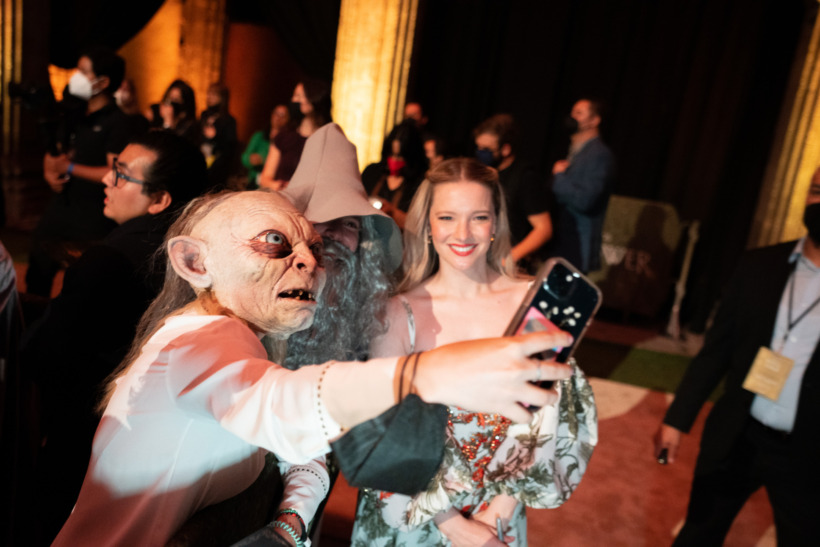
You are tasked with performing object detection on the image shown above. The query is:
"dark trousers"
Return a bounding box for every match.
[674,418,817,547]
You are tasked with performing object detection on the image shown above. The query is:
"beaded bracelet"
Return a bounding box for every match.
[272,520,305,547]
[316,363,332,442]
[276,508,307,542]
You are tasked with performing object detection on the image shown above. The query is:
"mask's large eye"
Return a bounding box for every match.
[250,229,292,259]
[265,231,285,245]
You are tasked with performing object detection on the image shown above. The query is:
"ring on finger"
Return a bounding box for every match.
[534,362,542,383]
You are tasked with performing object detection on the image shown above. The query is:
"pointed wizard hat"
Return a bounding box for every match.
[283,123,403,272]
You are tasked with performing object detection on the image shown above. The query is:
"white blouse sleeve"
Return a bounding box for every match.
[164,316,339,464]
[277,455,330,529]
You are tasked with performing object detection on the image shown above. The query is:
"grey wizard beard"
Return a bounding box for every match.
[283,237,392,368]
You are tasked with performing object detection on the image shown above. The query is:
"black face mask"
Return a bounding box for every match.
[288,101,305,126]
[475,148,498,167]
[803,202,820,244]
[564,116,579,133]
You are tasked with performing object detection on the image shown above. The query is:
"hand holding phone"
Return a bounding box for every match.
[504,258,602,379]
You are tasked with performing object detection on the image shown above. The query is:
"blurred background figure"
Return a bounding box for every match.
[147,79,199,145]
[474,113,552,273]
[27,46,132,299]
[424,136,446,171]
[114,78,149,136]
[200,82,239,189]
[241,104,289,189]
[362,119,427,229]
[259,79,332,191]
[551,98,614,274]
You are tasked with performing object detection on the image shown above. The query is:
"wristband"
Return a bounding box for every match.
[276,508,307,541]
[67,162,75,176]
[272,520,305,547]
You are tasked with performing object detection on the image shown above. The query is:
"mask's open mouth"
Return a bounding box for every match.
[278,289,316,302]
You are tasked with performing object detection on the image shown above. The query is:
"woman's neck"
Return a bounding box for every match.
[426,262,499,298]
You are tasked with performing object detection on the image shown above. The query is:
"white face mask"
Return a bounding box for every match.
[68,71,95,101]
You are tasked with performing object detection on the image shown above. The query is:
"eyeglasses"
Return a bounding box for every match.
[112,156,145,187]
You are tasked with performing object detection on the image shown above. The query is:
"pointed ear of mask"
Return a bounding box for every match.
[168,236,212,289]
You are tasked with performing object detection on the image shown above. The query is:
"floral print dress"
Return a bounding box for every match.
[351,347,598,546]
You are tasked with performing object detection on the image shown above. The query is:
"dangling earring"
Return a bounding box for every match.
[427,233,432,245]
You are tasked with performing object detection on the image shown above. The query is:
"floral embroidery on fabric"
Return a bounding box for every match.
[448,409,511,487]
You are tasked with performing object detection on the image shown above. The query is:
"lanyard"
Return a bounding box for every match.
[782,268,820,348]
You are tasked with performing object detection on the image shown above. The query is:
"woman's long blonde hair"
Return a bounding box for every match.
[397,157,516,293]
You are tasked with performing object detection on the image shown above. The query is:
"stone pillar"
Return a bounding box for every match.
[178,0,227,116]
[332,0,419,169]
[1,0,23,157]
[750,8,820,247]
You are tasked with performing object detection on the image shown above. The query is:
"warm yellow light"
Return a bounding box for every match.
[332,0,418,170]
[751,12,820,246]
[117,0,183,115]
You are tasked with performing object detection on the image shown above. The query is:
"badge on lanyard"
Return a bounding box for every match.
[742,347,794,401]
[743,267,818,400]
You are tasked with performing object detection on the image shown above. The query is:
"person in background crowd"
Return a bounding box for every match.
[424,136,447,171]
[474,114,552,273]
[114,78,149,135]
[551,98,615,274]
[200,82,239,189]
[259,79,332,190]
[27,46,132,298]
[147,79,199,145]
[242,104,290,189]
[362,119,427,229]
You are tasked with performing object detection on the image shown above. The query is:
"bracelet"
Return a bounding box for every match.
[66,162,75,176]
[316,363,333,442]
[276,509,307,542]
[272,520,305,547]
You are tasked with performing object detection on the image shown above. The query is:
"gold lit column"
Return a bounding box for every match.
[1,0,23,156]
[178,0,226,116]
[332,0,418,170]
[749,8,820,247]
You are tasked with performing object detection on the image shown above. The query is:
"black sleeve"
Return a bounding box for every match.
[520,165,551,217]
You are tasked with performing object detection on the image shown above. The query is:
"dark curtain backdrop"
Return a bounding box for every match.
[227,0,341,83]
[48,0,165,67]
[410,0,811,329]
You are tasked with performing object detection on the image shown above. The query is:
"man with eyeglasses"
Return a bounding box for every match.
[18,130,208,546]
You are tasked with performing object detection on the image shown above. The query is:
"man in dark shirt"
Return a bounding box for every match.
[474,114,552,273]
[27,46,135,297]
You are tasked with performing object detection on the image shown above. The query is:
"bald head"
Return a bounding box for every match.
[169,191,326,338]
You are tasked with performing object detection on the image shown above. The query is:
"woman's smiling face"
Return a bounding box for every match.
[428,180,496,274]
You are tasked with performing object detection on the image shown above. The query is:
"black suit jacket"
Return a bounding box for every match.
[664,241,820,472]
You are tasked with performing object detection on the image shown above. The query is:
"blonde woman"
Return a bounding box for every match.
[352,158,597,546]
